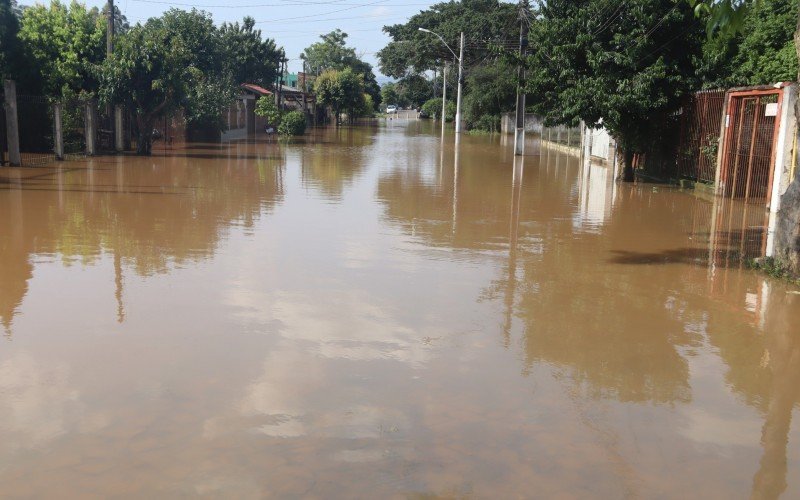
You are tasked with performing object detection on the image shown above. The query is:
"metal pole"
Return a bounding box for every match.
[514,0,529,156]
[455,32,464,134]
[441,63,447,136]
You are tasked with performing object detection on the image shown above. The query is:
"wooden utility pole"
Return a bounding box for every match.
[106,0,114,58]
[513,0,529,156]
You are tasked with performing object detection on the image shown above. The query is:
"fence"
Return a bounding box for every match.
[62,98,87,157]
[542,124,582,148]
[0,80,149,165]
[17,95,55,166]
[677,89,726,183]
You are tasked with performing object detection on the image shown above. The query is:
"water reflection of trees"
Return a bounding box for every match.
[0,143,286,331]
[300,127,374,201]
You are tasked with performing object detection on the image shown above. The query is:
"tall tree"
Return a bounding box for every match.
[314,67,365,124]
[100,9,234,154]
[697,0,798,87]
[0,0,21,82]
[219,16,281,87]
[17,0,106,96]
[301,29,380,106]
[526,0,703,181]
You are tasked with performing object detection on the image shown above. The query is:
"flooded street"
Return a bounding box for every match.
[1,121,799,498]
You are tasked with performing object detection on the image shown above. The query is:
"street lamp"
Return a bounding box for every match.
[419,28,464,134]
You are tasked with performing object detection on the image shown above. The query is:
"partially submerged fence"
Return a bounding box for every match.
[0,80,144,166]
[677,89,725,183]
[17,95,55,166]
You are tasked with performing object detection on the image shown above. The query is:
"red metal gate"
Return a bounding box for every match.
[677,89,726,183]
[719,88,783,203]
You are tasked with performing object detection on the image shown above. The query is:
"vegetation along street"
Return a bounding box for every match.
[0,0,799,497]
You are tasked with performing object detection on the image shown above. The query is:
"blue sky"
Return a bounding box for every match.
[19,0,444,77]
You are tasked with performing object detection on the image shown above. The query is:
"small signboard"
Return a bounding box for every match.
[765,103,779,117]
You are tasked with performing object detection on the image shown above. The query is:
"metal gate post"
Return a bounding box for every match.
[3,80,21,166]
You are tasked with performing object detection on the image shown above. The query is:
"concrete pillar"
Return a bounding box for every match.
[766,83,798,258]
[53,102,64,160]
[3,80,21,166]
[85,101,97,156]
[114,105,124,152]
[244,97,255,134]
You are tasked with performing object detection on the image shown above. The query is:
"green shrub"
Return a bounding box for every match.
[278,111,306,136]
[470,114,500,133]
[421,98,456,121]
[255,98,281,126]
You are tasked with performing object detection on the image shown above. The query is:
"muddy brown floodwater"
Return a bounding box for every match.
[0,121,799,498]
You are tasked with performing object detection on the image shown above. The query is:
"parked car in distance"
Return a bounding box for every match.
[386,105,398,114]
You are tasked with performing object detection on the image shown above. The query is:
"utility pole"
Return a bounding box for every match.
[301,61,307,120]
[514,0,529,156]
[106,0,114,58]
[455,32,464,134]
[441,63,447,136]
[277,58,285,111]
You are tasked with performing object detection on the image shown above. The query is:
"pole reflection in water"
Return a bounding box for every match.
[0,122,798,498]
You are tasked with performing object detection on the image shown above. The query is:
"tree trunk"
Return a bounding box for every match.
[135,114,154,156]
[621,148,635,182]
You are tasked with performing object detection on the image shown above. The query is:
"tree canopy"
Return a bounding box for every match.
[526,0,703,179]
[17,0,108,96]
[314,67,366,123]
[378,0,519,78]
[219,16,281,87]
[301,29,380,107]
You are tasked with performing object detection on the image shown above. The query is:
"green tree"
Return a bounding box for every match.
[462,59,516,129]
[100,9,233,154]
[378,0,518,78]
[219,16,281,87]
[314,67,365,124]
[396,74,432,108]
[697,0,797,87]
[301,30,381,107]
[0,0,21,82]
[526,0,703,181]
[380,82,402,107]
[17,0,106,96]
[255,97,281,126]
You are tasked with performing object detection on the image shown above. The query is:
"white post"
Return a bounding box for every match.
[441,63,447,136]
[455,32,464,134]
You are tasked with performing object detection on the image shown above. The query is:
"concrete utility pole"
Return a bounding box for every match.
[455,32,464,134]
[301,61,307,119]
[441,63,447,136]
[418,28,464,134]
[514,0,529,156]
[106,0,114,58]
[4,80,20,166]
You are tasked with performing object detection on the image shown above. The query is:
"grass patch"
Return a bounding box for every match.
[747,257,800,285]
[466,129,496,136]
